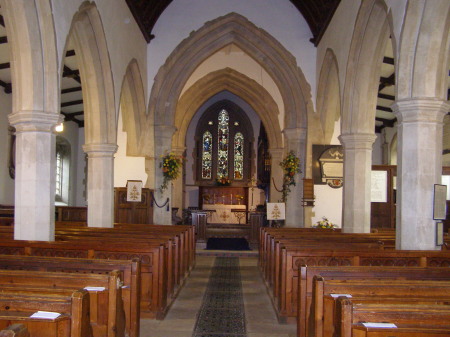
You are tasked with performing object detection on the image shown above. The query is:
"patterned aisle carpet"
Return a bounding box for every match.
[192,257,247,337]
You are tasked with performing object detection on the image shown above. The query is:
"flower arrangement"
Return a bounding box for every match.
[279,151,301,202]
[160,152,184,192]
[216,176,231,186]
[313,217,337,229]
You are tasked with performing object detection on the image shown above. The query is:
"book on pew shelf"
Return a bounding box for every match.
[362,322,397,328]
[84,286,106,291]
[330,293,352,298]
[30,311,61,319]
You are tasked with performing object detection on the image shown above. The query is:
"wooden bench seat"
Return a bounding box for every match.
[0,255,140,337]
[0,324,30,337]
[297,265,450,337]
[0,289,91,337]
[352,324,450,337]
[313,278,450,337]
[337,299,450,337]
[0,269,124,337]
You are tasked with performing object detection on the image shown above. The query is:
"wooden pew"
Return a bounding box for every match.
[0,324,29,337]
[0,269,124,337]
[337,298,450,337]
[326,295,450,337]
[0,289,91,337]
[297,265,450,337]
[0,255,140,337]
[312,278,450,337]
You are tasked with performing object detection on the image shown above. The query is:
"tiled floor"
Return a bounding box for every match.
[140,255,296,337]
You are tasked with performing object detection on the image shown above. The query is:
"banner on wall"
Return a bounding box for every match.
[126,180,143,202]
[267,203,285,220]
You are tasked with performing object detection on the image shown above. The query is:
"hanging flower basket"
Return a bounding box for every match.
[159,152,184,192]
[279,151,301,202]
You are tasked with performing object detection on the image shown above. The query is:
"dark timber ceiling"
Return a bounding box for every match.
[125,0,341,45]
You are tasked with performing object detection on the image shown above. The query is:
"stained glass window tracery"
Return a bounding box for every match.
[234,132,244,180]
[201,131,212,179]
[217,109,229,178]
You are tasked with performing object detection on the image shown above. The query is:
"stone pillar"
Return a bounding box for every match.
[8,111,63,241]
[339,133,377,233]
[171,146,186,220]
[283,127,307,227]
[392,99,449,250]
[83,143,117,228]
[153,125,176,225]
[269,148,284,203]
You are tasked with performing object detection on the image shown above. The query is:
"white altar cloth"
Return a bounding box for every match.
[202,204,246,224]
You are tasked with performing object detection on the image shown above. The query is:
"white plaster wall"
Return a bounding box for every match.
[0,90,14,204]
[51,0,148,120]
[311,185,343,228]
[148,0,316,106]
[114,111,147,187]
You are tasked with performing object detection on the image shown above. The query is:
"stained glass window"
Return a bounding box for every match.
[202,131,212,179]
[234,133,244,180]
[217,109,229,178]
[55,151,62,196]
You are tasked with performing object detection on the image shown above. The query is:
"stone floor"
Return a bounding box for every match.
[140,255,296,337]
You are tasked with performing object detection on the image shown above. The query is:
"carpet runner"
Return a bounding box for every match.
[192,257,247,337]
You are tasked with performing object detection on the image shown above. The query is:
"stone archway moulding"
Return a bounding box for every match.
[149,12,314,132]
[341,0,392,134]
[172,68,282,151]
[69,1,116,145]
[316,48,341,144]
[120,59,150,157]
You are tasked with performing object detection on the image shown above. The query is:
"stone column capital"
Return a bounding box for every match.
[391,98,449,123]
[268,147,284,159]
[339,133,377,149]
[282,127,307,142]
[83,143,118,157]
[171,146,186,156]
[8,111,63,133]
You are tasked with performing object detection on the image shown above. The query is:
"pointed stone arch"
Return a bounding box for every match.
[341,0,392,134]
[68,1,116,144]
[396,0,450,101]
[120,59,148,157]
[339,0,393,233]
[172,68,282,151]
[150,12,313,132]
[316,49,341,144]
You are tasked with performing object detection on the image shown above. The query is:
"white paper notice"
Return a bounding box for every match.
[362,322,397,328]
[30,311,61,319]
[330,293,352,298]
[84,286,106,291]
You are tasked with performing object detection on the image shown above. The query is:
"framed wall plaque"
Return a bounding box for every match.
[436,222,444,246]
[433,184,447,220]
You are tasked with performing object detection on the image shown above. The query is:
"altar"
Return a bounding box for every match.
[202,204,247,224]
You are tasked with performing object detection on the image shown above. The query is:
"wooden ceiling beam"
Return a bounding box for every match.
[61,99,83,108]
[0,15,4,28]
[376,105,393,113]
[0,62,10,70]
[378,93,395,101]
[379,73,395,91]
[0,79,11,94]
[61,111,84,128]
[376,116,396,128]
[61,86,82,94]
[65,50,76,57]
[63,65,81,84]
[0,36,7,44]
[383,56,394,65]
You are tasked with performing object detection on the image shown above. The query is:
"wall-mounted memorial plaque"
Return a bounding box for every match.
[371,170,388,202]
[433,184,447,220]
